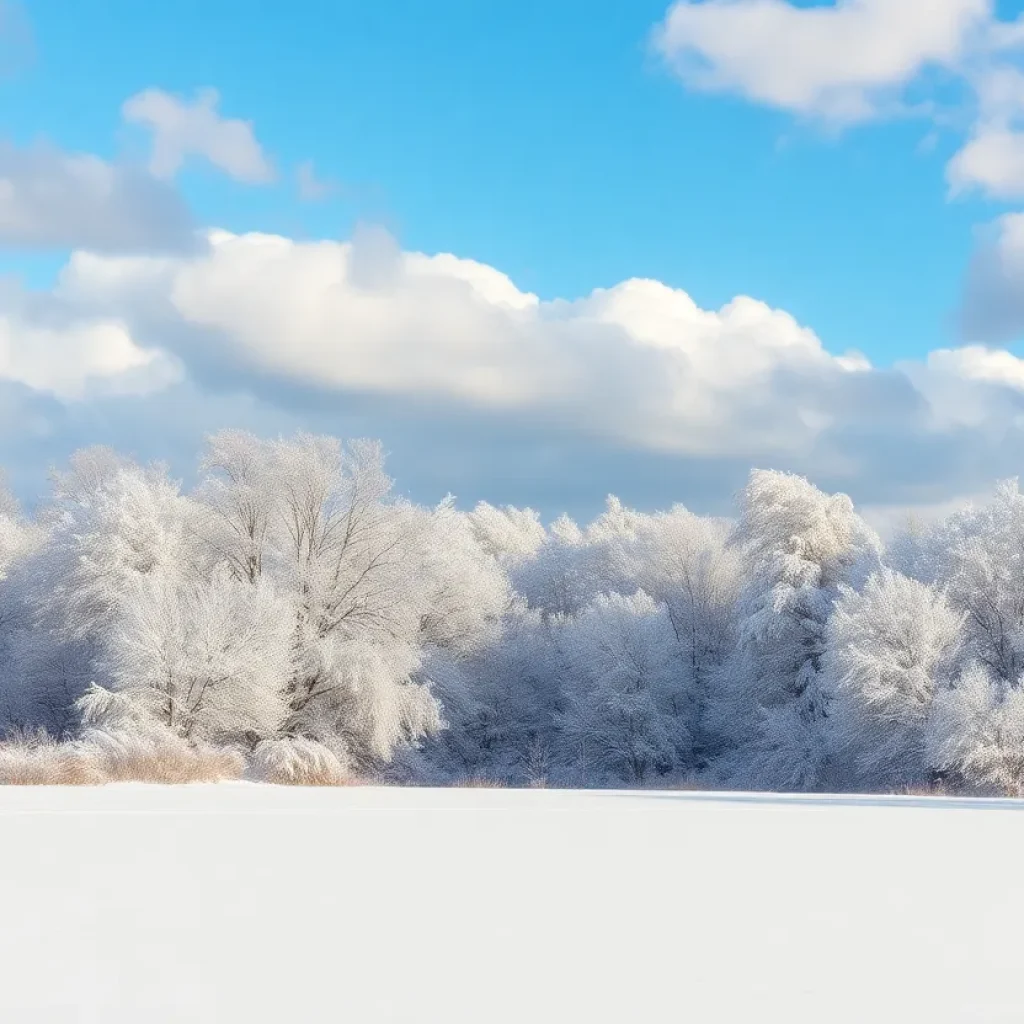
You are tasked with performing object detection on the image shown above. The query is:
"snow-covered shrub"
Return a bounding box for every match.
[75,685,246,783]
[247,737,350,785]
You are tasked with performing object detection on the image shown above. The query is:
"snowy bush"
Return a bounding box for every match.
[246,737,350,786]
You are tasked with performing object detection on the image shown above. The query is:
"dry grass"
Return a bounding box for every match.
[0,728,245,786]
[0,735,104,785]
[451,777,508,788]
[84,732,246,785]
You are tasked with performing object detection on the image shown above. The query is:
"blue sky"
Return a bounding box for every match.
[8,0,1006,359]
[5,0,1024,526]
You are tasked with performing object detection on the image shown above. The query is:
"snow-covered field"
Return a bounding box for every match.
[0,785,1021,1022]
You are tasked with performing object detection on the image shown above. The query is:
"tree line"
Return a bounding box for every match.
[0,430,1020,793]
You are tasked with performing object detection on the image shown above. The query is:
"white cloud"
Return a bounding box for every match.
[296,160,339,202]
[5,227,1024,517]
[0,140,197,252]
[948,128,1024,197]
[0,303,182,400]
[652,0,990,124]
[947,67,1024,198]
[54,228,877,459]
[122,88,274,184]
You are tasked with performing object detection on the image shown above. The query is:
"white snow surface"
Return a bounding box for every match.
[0,784,1021,1022]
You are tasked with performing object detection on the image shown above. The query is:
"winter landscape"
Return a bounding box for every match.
[9,0,1024,1018]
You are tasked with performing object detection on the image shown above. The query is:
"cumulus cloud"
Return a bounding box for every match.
[53,228,880,459]
[651,0,989,124]
[5,226,1024,520]
[122,88,274,184]
[0,140,198,253]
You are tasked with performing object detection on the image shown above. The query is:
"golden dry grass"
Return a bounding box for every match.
[0,742,104,785]
[0,730,245,786]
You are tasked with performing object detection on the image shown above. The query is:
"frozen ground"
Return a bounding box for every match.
[0,784,1021,1023]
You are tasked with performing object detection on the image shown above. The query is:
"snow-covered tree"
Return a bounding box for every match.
[512,513,591,618]
[412,497,513,659]
[712,469,881,790]
[196,429,277,584]
[630,507,742,764]
[467,502,547,568]
[407,597,561,784]
[931,481,1024,684]
[265,434,442,766]
[101,567,294,743]
[558,590,684,786]
[824,570,965,790]
[4,457,200,733]
[926,662,1024,795]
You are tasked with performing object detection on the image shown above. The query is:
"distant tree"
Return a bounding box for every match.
[711,469,881,790]
[467,502,547,568]
[934,481,1024,684]
[824,569,965,790]
[630,506,743,765]
[557,590,683,786]
[926,661,1024,795]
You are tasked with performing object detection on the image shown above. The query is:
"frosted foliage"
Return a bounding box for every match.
[196,430,277,584]
[0,484,37,581]
[927,663,1024,795]
[738,470,881,589]
[712,470,880,789]
[632,509,742,744]
[408,600,561,784]
[825,571,965,788]
[37,462,198,642]
[247,737,350,784]
[270,435,429,651]
[930,480,1024,683]
[467,502,546,566]
[512,513,594,618]
[287,634,440,768]
[103,569,294,742]
[47,446,136,506]
[413,499,512,658]
[559,590,684,785]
